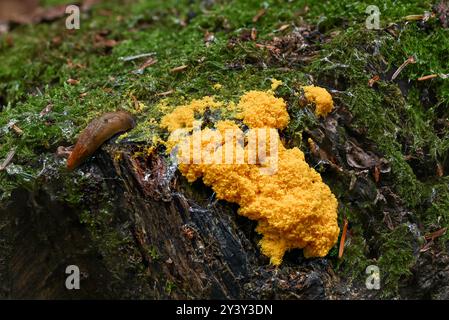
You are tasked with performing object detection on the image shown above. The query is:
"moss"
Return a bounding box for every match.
[165,280,176,296]
[378,225,416,297]
[1,0,448,297]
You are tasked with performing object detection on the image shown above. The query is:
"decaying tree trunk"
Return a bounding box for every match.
[2,104,449,299]
[0,141,345,299]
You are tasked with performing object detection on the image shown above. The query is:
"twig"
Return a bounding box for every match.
[170,65,188,73]
[0,148,16,171]
[391,56,416,81]
[156,90,174,96]
[119,52,156,62]
[418,74,438,81]
[133,58,158,74]
[338,218,349,259]
[404,12,434,22]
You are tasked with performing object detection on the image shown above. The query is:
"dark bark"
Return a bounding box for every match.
[0,143,339,299]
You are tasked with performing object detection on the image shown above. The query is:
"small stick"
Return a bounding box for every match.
[338,218,349,259]
[133,58,157,74]
[118,52,156,62]
[404,14,426,21]
[156,90,174,96]
[0,148,16,171]
[170,65,188,73]
[391,56,416,81]
[418,74,438,81]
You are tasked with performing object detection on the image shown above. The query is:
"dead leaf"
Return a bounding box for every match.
[436,162,444,177]
[56,146,72,159]
[0,0,102,32]
[420,240,433,253]
[368,75,380,87]
[425,227,447,241]
[373,165,380,183]
[67,79,79,85]
[82,0,101,11]
[252,8,266,23]
[204,31,215,46]
[94,33,119,48]
[251,28,257,41]
[345,140,378,169]
[39,104,53,117]
[10,123,23,135]
[434,1,449,28]
[67,59,86,69]
[0,0,39,24]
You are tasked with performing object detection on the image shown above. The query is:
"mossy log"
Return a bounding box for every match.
[0,142,340,299]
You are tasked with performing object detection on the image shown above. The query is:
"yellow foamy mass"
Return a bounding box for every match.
[302,85,334,117]
[160,96,222,132]
[160,90,339,265]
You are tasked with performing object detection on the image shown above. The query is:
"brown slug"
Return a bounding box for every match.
[67,111,135,170]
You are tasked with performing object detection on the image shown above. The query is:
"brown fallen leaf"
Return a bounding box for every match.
[67,59,86,69]
[0,0,102,33]
[435,1,449,28]
[436,162,444,177]
[39,104,53,117]
[373,165,381,183]
[33,4,67,22]
[0,0,39,24]
[420,240,433,253]
[82,0,102,11]
[425,227,447,241]
[94,33,119,48]
[251,28,257,41]
[345,139,378,169]
[10,123,23,135]
[420,227,447,252]
[368,75,380,87]
[67,78,80,85]
[56,146,73,159]
[252,8,266,23]
[204,31,215,46]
